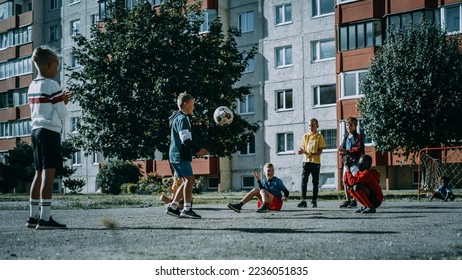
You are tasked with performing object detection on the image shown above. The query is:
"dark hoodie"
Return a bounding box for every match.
[168,110,201,163]
[343,169,384,202]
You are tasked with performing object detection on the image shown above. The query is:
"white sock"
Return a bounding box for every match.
[184,203,192,211]
[29,199,40,219]
[170,201,179,210]
[40,199,52,221]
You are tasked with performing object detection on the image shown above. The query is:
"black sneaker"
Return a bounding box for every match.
[311,200,317,208]
[347,200,357,208]
[339,201,350,208]
[26,217,39,228]
[256,204,269,213]
[361,207,376,214]
[297,201,307,208]
[354,207,366,213]
[180,208,201,219]
[36,216,66,230]
[165,205,181,217]
[227,203,242,213]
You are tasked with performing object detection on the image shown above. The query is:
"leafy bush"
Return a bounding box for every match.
[121,183,139,194]
[63,178,86,194]
[96,161,141,195]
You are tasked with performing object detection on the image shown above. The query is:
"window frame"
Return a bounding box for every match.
[238,94,255,115]
[319,129,337,150]
[442,4,462,34]
[238,11,254,33]
[275,89,293,111]
[313,84,336,107]
[312,0,335,18]
[242,176,255,189]
[70,19,81,37]
[275,3,292,25]
[275,45,293,68]
[339,69,367,99]
[240,134,256,156]
[276,132,294,154]
[312,38,336,62]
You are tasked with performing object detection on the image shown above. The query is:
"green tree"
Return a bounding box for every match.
[67,0,259,160]
[358,20,462,160]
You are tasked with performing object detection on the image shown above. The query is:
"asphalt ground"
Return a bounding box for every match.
[1,198,461,260]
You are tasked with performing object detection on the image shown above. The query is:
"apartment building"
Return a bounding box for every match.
[227,0,338,192]
[336,0,462,189]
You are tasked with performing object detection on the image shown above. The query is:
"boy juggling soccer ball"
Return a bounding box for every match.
[343,155,383,214]
[27,46,71,229]
[227,163,289,213]
[166,92,208,219]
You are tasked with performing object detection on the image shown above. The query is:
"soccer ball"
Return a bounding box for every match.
[213,106,234,126]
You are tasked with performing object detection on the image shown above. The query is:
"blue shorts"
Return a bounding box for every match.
[171,162,194,178]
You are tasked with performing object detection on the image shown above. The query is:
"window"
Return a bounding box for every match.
[238,11,254,33]
[387,10,438,32]
[338,20,382,51]
[92,152,99,165]
[0,31,13,49]
[0,2,13,21]
[200,10,217,33]
[49,25,59,42]
[276,89,293,111]
[71,56,80,68]
[50,0,59,10]
[312,39,335,61]
[91,14,100,26]
[340,70,367,98]
[239,94,255,115]
[313,0,334,17]
[242,176,255,189]
[243,52,254,73]
[13,88,28,106]
[70,19,80,36]
[275,46,292,68]
[277,132,294,153]
[0,57,33,80]
[444,4,462,33]
[70,117,80,133]
[0,119,31,138]
[313,84,336,106]
[320,172,335,188]
[275,4,292,25]
[14,26,32,46]
[320,129,337,149]
[72,150,82,165]
[69,0,80,5]
[240,134,255,156]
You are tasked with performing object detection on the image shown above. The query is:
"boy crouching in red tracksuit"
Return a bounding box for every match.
[343,154,383,214]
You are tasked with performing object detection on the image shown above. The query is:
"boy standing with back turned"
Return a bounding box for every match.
[27,46,70,229]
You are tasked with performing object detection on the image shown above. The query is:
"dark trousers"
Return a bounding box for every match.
[301,162,321,201]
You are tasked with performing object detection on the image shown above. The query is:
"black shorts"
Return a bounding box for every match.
[31,128,62,170]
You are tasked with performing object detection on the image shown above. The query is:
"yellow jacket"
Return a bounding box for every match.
[301,131,326,164]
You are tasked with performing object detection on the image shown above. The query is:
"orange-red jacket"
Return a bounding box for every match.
[344,169,384,202]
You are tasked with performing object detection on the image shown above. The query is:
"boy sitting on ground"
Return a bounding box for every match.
[228,163,289,213]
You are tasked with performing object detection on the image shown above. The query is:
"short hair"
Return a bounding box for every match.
[346,117,358,126]
[32,46,59,68]
[310,118,319,127]
[362,154,372,169]
[263,163,274,170]
[176,92,195,109]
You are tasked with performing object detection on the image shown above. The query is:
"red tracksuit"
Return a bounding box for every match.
[343,169,383,208]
